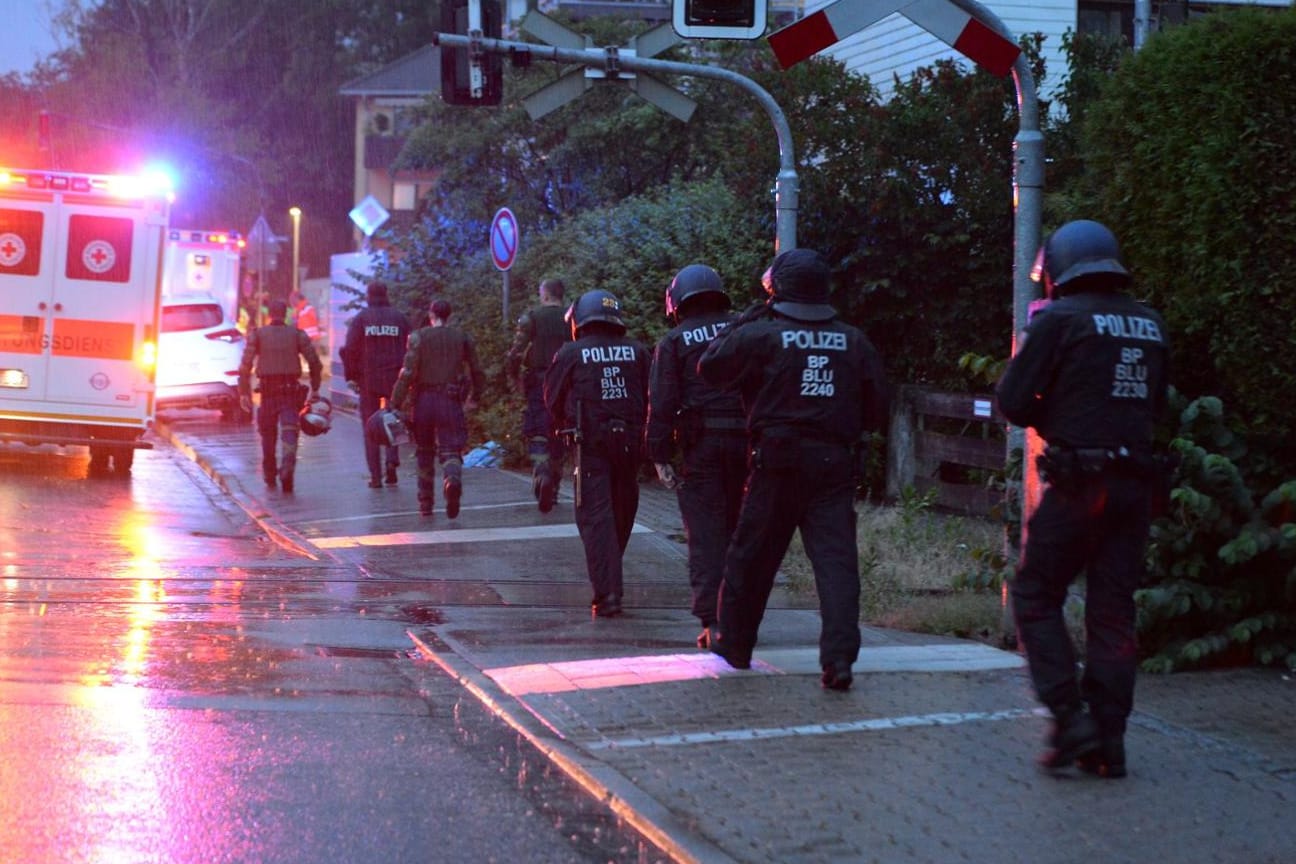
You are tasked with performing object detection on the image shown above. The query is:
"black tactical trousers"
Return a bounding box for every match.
[412,389,467,508]
[575,446,640,602]
[522,369,564,481]
[676,430,747,627]
[1011,471,1150,736]
[717,439,860,669]
[257,382,303,482]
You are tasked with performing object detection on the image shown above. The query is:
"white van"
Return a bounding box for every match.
[0,166,172,473]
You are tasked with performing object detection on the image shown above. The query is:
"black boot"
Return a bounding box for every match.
[444,477,462,519]
[821,661,853,692]
[1077,736,1127,778]
[1039,705,1101,772]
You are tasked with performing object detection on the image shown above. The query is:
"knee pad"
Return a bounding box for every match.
[528,436,550,460]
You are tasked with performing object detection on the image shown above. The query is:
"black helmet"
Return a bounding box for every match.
[299,395,333,436]
[366,407,409,447]
[567,289,625,335]
[1035,219,1129,298]
[766,248,835,322]
[665,264,728,321]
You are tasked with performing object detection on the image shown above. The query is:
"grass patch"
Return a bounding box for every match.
[780,492,1014,646]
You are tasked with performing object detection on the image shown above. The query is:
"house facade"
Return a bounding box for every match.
[817,0,1293,102]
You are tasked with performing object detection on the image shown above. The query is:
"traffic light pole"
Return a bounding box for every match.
[433,31,799,253]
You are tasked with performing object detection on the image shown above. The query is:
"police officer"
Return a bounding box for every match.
[504,278,571,512]
[997,220,1170,778]
[698,249,887,691]
[544,290,650,618]
[646,264,747,649]
[341,281,411,488]
[238,298,323,494]
[391,298,485,519]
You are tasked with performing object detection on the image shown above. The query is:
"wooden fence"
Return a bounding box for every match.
[885,386,1007,516]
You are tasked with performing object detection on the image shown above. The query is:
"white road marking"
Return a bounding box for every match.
[485,644,1024,696]
[314,522,652,549]
[585,707,1046,750]
[299,499,543,527]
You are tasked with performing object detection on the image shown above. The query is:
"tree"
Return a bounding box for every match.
[28,0,442,278]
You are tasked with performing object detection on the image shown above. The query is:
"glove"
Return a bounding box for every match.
[239,395,252,415]
[309,389,320,400]
[346,380,360,393]
[654,462,679,490]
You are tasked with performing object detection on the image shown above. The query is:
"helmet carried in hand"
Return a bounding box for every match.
[366,407,410,447]
[299,395,333,437]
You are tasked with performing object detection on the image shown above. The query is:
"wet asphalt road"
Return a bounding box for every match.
[0,432,667,864]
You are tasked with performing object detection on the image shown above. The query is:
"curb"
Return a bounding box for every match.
[405,628,738,864]
[156,419,331,562]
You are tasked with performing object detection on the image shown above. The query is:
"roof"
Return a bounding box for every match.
[339,44,440,98]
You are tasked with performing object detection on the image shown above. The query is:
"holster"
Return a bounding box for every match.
[604,419,636,463]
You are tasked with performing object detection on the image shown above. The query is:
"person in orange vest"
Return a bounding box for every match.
[289,290,322,344]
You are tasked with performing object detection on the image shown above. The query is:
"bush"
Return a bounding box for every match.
[1082,8,1296,453]
[1139,394,1296,672]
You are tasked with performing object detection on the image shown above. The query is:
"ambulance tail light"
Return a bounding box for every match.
[138,336,158,373]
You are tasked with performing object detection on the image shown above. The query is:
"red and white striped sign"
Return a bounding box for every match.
[769,0,905,70]
[900,0,1020,77]
[768,0,1020,77]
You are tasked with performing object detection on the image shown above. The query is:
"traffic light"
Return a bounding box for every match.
[440,0,503,106]
[672,0,768,40]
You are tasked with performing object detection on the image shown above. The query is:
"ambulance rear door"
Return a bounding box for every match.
[0,172,168,425]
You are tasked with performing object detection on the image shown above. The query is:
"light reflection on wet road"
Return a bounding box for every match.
[0,440,667,864]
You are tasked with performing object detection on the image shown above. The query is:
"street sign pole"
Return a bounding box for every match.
[491,207,520,326]
[434,27,799,254]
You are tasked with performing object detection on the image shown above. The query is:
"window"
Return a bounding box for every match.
[162,302,224,333]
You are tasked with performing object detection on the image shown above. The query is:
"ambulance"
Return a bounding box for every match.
[161,227,244,321]
[155,228,249,421]
[0,166,172,473]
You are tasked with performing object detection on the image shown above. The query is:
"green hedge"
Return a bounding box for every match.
[1083,9,1296,453]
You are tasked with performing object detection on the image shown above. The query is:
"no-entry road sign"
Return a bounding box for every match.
[490,207,519,271]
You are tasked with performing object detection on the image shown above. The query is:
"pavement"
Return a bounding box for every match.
[158,400,1296,864]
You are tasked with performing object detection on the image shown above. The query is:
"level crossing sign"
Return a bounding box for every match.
[769,0,1020,76]
[490,207,519,271]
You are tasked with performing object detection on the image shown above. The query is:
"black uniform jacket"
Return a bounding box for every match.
[544,331,649,438]
[697,310,886,445]
[644,310,745,464]
[340,300,411,393]
[996,291,1170,449]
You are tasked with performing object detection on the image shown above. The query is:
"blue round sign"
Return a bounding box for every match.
[490,207,519,271]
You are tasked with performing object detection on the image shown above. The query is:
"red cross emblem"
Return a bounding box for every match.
[0,232,26,268]
[82,239,116,274]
